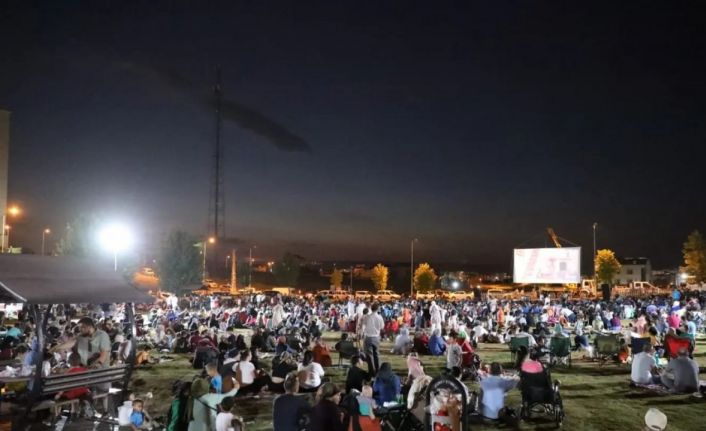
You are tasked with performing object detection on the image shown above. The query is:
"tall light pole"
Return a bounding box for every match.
[3,225,10,251]
[592,222,598,279]
[410,238,418,297]
[249,245,256,287]
[1,205,20,253]
[41,228,51,256]
[203,236,216,283]
[98,223,135,272]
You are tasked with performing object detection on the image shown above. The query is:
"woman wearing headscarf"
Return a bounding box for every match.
[372,363,400,405]
[309,383,345,431]
[187,377,238,431]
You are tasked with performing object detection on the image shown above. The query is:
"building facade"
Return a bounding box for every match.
[616,257,652,285]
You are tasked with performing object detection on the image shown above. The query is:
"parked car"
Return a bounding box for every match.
[414,289,447,300]
[445,290,474,300]
[375,290,401,301]
[317,290,349,301]
[354,290,374,299]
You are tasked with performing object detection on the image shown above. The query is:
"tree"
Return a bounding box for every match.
[414,263,437,293]
[273,252,301,287]
[54,215,101,257]
[595,249,621,285]
[682,230,706,283]
[157,230,202,294]
[236,262,250,287]
[330,269,343,290]
[371,264,389,292]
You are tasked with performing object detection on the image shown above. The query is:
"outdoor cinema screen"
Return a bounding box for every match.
[513,247,581,284]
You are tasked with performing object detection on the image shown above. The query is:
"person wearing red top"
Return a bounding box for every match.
[459,339,475,368]
[55,354,90,400]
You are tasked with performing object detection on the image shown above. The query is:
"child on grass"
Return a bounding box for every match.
[216,396,243,431]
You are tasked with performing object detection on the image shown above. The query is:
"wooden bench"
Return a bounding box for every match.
[31,365,128,423]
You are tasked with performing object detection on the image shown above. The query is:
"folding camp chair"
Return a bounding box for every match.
[594,334,621,366]
[549,336,571,368]
[509,336,530,363]
[664,334,694,359]
[630,337,651,359]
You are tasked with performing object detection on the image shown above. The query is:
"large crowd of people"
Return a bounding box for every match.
[0,286,704,430]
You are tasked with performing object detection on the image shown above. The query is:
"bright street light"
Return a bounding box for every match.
[452,281,460,289]
[1,205,21,253]
[41,228,51,256]
[98,223,135,271]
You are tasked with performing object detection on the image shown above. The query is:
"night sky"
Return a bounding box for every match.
[2,1,705,269]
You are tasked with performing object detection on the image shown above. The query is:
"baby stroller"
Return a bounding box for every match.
[519,370,564,427]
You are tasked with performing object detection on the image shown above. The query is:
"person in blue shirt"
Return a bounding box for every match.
[372,362,401,405]
[428,329,446,356]
[130,399,151,430]
[206,361,223,394]
[6,324,22,339]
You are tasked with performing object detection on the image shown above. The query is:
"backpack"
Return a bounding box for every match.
[165,381,191,431]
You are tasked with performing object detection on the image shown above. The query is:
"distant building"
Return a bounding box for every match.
[616,257,652,285]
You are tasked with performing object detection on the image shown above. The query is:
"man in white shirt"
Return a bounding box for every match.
[271,298,285,329]
[360,303,384,375]
[631,344,658,385]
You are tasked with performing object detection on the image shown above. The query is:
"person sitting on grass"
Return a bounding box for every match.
[345,355,370,393]
[413,331,429,355]
[273,373,311,431]
[235,349,273,396]
[297,350,325,393]
[271,352,299,393]
[309,383,345,431]
[428,329,446,356]
[372,362,400,405]
[188,378,239,431]
[216,396,243,431]
[631,344,661,385]
[312,338,332,367]
[130,399,152,430]
[357,384,377,419]
[478,362,519,420]
[392,327,412,355]
[659,347,699,393]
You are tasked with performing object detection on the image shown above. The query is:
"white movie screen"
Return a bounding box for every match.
[513,247,581,284]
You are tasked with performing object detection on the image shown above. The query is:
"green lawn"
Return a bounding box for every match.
[134,332,706,431]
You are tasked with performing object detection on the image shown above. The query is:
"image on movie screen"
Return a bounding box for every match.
[513,247,581,284]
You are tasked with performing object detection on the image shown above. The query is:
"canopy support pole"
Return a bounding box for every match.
[120,302,137,405]
[23,304,51,423]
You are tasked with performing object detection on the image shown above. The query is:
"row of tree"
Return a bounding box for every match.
[52,215,706,293]
[592,230,706,285]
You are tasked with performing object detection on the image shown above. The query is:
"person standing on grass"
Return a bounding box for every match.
[360,303,384,375]
[446,336,462,370]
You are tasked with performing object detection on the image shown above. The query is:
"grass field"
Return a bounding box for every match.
[133,332,706,431]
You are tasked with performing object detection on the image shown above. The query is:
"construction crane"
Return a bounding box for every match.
[547,227,562,248]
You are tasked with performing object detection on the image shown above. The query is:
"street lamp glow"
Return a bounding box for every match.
[452,281,460,289]
[99,224,135,253]
[7,206,20,216]
[44,228,51,234]
[680,273,689,280]
[208,236,216,244]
